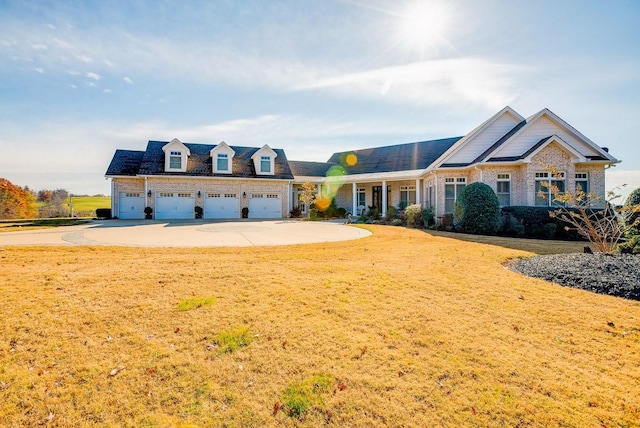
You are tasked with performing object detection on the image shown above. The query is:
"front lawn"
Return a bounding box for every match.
[0,226,638,426]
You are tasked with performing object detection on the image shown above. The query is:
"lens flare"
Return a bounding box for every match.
[315,195,331,211]
[345,153,358,167]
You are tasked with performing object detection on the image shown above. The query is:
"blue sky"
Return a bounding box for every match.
[1,0,639,200]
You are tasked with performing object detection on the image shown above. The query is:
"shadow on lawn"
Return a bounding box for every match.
[423,229,587,255]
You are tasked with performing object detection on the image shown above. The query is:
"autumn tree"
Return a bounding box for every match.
[0,178,38,219]
[299,182,317,219]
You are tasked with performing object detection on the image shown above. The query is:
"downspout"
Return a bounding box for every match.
[144,176,148,207]
[434,173,438,218]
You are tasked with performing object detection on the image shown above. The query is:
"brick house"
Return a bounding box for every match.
[106,107,618,219]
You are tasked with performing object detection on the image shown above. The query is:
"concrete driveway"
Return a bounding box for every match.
[0,219,371,248]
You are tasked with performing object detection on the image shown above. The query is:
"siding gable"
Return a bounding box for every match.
[490,111,606,161]
[433,106,524,168]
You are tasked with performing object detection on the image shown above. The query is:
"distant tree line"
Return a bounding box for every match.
[0,177,105,220]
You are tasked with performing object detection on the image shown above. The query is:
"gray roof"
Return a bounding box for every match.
[326,137,462,175]
[106,141,294,179]
[288,160,336,177]
[105,150,144,176]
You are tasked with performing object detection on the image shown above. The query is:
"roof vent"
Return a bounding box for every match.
[601,147,609,152]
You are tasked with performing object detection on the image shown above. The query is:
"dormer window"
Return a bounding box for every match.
[162,138,190,173]
[260,156,271,173]
[210,141,235,174]
[217,153,229,171]
[169,151,182,169]
[251,144,277,176]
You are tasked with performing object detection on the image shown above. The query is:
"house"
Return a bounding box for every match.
[105,107,619,220]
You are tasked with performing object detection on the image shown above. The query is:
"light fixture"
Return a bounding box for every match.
[243,192,247,198]
[197,190,201,198]
[147,190,152,197]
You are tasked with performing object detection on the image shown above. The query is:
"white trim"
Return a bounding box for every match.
[522,135,587,163]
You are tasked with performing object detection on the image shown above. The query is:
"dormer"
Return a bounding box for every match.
[162,138,190,173]
[210,141,236,174]
[251,144,277,176]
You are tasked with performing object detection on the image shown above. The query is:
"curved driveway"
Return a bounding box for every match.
[0,220,371,248]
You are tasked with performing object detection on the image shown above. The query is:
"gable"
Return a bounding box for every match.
[489,111,611,161]
[442,107,524,165]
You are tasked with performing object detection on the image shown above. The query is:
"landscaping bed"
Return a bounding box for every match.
[510,253,640,300]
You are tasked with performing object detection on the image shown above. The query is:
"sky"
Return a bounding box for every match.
[1,0,639,201]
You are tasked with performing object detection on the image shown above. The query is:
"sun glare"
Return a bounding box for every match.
[397,1,451,53]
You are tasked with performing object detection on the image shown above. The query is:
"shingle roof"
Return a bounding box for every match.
[109,141,294,179]
[326,137,462,175]
[105,150,145,176]
[288,160,336,177]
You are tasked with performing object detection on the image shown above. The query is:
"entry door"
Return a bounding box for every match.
[372,186,392,210]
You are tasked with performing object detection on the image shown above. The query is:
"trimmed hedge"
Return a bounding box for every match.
[95,208,112,219]
[499,206,598,240]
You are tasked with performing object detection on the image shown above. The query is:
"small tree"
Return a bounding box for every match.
[0,178,38,219]
[299,182,317,219]
[540,167,640,253]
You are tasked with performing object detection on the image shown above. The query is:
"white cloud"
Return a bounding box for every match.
[123,76,133,84]
[69,84,77,89]
[103,89,112,94]
[31,43,48,51]
[87,82,97,87]
[34,67,44,74]
[295,58,520,109]
[86,71,101,80]
[75,54,92,63]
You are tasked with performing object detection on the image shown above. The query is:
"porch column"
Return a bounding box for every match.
[382,180,387,217]
[415,178,421,207]
[352,182,357,216]
[317,184,322,198]
[288,182,293,213]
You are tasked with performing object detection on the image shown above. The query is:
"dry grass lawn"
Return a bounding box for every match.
[1,226,639,427]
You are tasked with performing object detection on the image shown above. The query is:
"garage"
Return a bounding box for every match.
[204,192,240,219]
[118,192,145,219]
[248,193,282,219]
[155,192,195,219]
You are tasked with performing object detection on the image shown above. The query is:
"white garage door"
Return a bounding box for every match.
[204,192,240,219]
[155,192,195,219]
[248,193,282,219]
[118,192,145,219]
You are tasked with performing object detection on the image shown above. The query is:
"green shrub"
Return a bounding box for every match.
[619,235,640,254]
[385,206,397,220]
[404,204,423,228]
[623,188,640,228]
[422,207,435,228]
[391,218,403,226]
[500,206,589,240]
[453,182,500,235]
[289,206,302,218]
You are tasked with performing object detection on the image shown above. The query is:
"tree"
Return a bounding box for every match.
[299,182,317,219]
[0,178,38,219]
[453,182,501,235]
[540,167,640,253]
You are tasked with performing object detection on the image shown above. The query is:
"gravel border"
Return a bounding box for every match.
[509,253,640,301]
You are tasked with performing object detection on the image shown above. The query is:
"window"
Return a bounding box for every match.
[427,180,434,208]
[260,156,271,173]
[444,177,466,213]
[357,188,366,208]
[169,151,182,169]
[400,185,416,207]
[575,173,589,194]
[496,173,511,207]
[217,153,229,171]
[535,172,565,206]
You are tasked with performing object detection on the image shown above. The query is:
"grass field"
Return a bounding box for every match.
[1,226,639,427]
[36,196,111,218]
